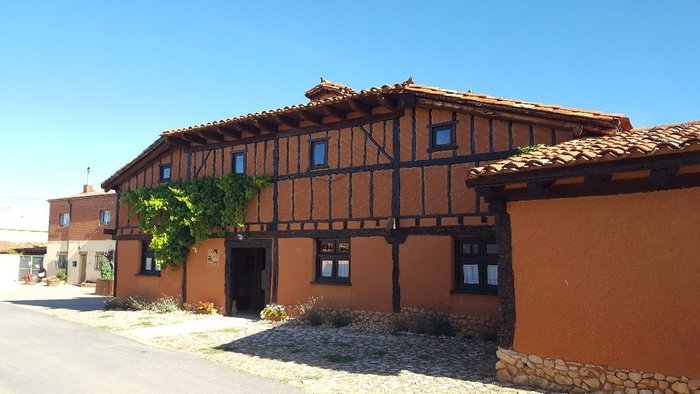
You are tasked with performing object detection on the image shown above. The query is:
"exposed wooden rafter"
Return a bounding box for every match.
[274,115,300,129]
[235,122,261,135]
[299,110,323,125]
[321,105,347,120]
[254,118,278,133]
[199,129,226,142]
[216,125,242,138]
[348,99,373,116]
[378,94,398,111]
[166,137,191,147]
[181,133,207,144]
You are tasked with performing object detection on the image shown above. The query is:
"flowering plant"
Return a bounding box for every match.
[21,274,31,281]
[260,304,287,320]
[196,301,216,313]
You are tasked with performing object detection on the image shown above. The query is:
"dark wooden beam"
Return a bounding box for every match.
[181,133,207,144]
[299,110,323,125]
[649,167,678,188]
[254,118,278,133]
[274,115,300,129]
[216,125,241,138]
[321,104,347,120]
[378,94,398,111]
[234,122,261,135]
[199,130,225,142]
[348,99,373,116]
[166,137,191,147]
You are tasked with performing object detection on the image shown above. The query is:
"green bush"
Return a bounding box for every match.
[306,310,324,326]
[414,312,453,337]
[55,271,67,281]
[104,295,180,313]
[391,314,411,333]
[99,256,113,280]
[326,310,353,328]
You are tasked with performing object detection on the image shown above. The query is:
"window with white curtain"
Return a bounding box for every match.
[316,239,350,283]
[455,238,498,294]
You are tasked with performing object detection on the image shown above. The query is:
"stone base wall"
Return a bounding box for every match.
[496,347,700,393]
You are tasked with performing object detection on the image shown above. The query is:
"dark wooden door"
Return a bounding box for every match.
[230,248,266,311]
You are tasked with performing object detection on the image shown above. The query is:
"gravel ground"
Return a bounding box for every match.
[1,284,544,393]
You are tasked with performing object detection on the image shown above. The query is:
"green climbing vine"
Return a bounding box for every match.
[122,174,271,269]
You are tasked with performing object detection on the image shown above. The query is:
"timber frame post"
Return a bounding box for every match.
[490,198,515,348]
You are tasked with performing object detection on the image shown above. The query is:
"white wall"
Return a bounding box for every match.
[0,254,20,288]
[45,240,116,285]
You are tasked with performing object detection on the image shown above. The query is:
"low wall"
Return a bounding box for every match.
[496,347,700,393]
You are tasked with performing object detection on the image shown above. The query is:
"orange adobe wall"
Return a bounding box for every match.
[276,237,393,312]
[115,240,183,300]
[509,186,700,379]
[400,235,498,317]
[184,238,226,308]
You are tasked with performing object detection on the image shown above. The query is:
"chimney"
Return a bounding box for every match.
[83,167,93,193]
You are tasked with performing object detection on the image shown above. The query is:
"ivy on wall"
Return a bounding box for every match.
[122,174,271,269]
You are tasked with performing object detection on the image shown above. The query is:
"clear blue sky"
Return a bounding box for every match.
[1,1,699,204]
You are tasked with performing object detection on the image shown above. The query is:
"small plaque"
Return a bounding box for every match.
[207,249,219,267]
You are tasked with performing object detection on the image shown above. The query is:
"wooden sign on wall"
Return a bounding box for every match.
[207,249,219,267]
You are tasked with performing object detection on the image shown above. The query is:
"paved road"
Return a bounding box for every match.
[0,302,298,394]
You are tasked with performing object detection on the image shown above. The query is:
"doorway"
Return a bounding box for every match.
[230,247,267,312]
[79,253,87,283]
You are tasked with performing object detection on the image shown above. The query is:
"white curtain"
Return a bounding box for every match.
[337,260,350,277]
[321,260,333,277]
[463,264,479,284]
[487,265,498,285]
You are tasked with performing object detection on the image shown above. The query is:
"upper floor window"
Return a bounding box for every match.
[309,138,328,169]
[455,238,498,294]
[140,240,160,276]
[232,151,246,174]
[159,164,172,183]
[59,213,70,228]
[99,210,111,226]
[429,122,457,152]
[316,239,350,284]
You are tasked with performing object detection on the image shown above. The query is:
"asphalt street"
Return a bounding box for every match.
[0,302,298,394]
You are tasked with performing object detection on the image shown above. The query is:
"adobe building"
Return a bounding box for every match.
[101,78,631,334]
[467,122,700,392]
[46,177,116,285]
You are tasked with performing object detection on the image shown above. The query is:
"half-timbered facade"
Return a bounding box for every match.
[102,78,631,331]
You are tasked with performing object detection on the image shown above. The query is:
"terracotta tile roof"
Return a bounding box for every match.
[468,121,700,179]
[305,78,358,100]
[161,79,631,136]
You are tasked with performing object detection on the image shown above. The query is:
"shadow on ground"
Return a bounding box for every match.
[7,297,109,311]
[213,323,545,392]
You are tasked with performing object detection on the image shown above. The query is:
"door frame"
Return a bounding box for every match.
[224,238,272,315]
[79,252,88,284]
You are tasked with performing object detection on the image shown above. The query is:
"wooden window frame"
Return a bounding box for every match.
[140,240,160,276]
[58,212,70,228]
[231,150,246,175]
[454,238,498,295]
[315,238,351,284]
[159,164,172,183]
[99,210,111,226]
[428,121,457,152]
[309,137,329,170]
[94,252,104,271]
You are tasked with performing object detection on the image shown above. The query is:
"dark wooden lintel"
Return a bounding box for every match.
[527,180,555,194]
[649,167,678,187]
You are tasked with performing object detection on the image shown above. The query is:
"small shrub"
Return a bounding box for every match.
[326,310,352,328]
[294,296,322,318]
[417,312,453,337]
[104,297,133,310]
[306,310,324,326]
[55,271,67,281]
[150,296,180,313]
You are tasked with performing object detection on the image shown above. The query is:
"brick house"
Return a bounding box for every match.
[467,122,700,391]
[46,183,116,285]
[101,79,631,333]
